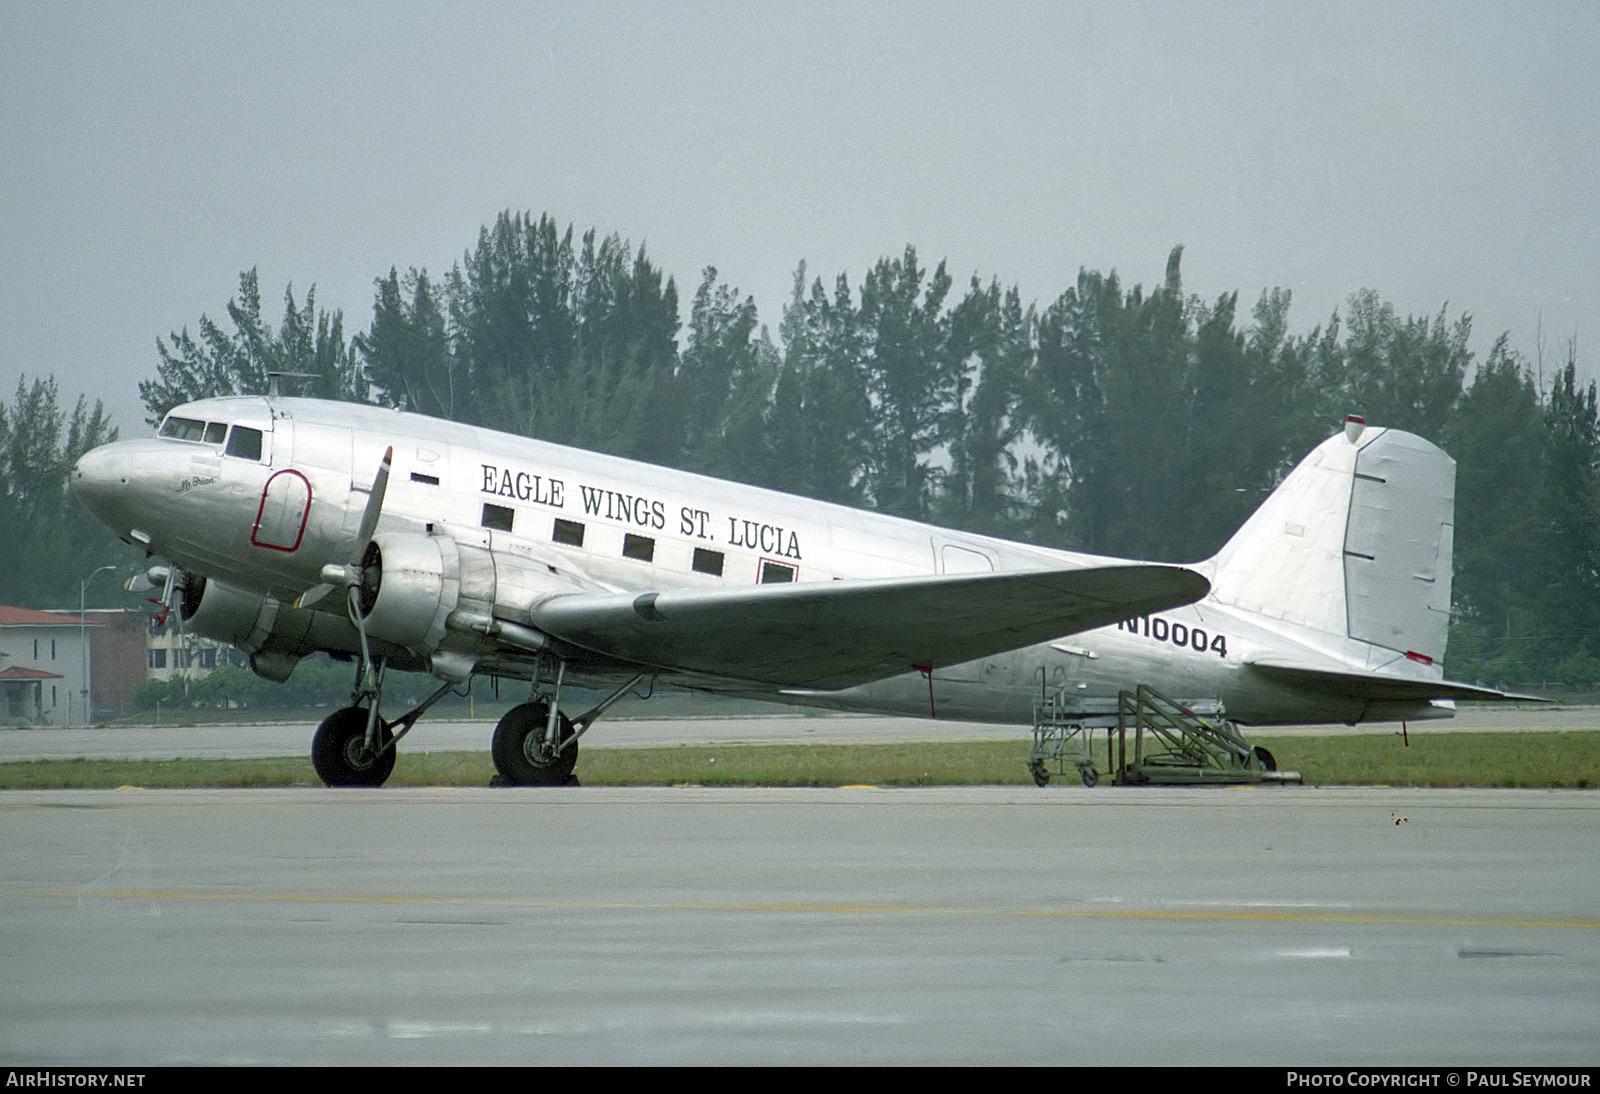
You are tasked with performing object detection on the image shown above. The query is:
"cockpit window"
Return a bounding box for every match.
[225,426,264,461]
[161,412,267,460]
[159,416,208,442]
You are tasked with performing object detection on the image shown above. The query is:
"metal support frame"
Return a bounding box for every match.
[1030,684,1300,786]
[1116,686,1242,779]
[1113,685,1298,785]
[1030,695,1118,787]
[569,672,648,738]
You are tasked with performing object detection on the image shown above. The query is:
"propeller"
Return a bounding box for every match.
[295,447,392,612]
[125,564,170,594]
[127,564,193,666]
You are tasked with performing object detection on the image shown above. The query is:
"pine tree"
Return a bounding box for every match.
[359,268,455,418]
[0,377,129,607]
[139,269,364,423]
[939,277,1030,534]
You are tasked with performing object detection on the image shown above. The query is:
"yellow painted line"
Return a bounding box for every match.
[9,888,1599,931]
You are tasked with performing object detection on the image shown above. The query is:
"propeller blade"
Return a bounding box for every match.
[350,447,392,564]
[296,448,392,613]
[295,582,338,611]
[125,564,169,593]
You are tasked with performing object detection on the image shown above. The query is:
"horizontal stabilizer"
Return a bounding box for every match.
[1245,655,1544,704]
[531,564,1209,690]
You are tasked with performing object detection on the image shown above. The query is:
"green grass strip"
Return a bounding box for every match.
[0,731,1596,789]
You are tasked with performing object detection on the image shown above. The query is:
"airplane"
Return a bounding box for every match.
[69,397,1523,787]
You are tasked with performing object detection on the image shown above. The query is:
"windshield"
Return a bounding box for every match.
[159,414,267,461]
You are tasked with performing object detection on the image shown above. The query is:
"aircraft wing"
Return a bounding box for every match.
[529,564,1209,690]
[1244,655,1545,703]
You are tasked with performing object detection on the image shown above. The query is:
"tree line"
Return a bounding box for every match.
[9,210,1596,688]
[0,377,122,608]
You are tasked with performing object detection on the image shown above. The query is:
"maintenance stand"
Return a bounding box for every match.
[1030,684,1302,787]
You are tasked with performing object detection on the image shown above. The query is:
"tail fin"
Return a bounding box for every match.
[1206,419,1455,667]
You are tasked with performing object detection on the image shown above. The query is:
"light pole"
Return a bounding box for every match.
[79,565,116,728]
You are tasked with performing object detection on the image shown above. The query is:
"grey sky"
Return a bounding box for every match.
[3,1,1596,433]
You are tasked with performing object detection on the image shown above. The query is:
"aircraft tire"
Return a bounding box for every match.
[1252,746,1277,772]
[1080,766,1099,788]
[312,706,396,788]
[492,702,578,786]
[1030,761,1049,788]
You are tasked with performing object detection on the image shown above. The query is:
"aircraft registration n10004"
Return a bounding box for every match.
[71,399,1523,787]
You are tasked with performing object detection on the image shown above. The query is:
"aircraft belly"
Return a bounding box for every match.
[786,631,1229,726]
[816,631,1465,728]
[1216,675,1366,725]
[784,671,1037,725]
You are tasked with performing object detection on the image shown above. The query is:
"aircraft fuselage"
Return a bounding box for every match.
[72,396,1449,727]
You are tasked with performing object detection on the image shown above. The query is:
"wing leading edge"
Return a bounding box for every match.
[528,564,1210,690]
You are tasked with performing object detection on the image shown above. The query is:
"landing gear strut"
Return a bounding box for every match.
[306,566,648,788]
[490,667,648,787]
[299,449,462,789]
[308,593,458,788]
[309,676,457,788]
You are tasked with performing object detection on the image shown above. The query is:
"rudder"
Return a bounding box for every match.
[1206,419,1456,666]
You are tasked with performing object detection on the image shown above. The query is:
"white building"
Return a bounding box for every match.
[0,605,95,726]
[144,623,229,679]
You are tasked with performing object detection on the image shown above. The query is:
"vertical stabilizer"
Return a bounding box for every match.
[1207,422,1456,664]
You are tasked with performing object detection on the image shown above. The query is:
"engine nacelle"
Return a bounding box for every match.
[179,572,395,679]
[180,528,567,683]
[360,534,470,651]
[181,573,292,651]
[359,530,575,657]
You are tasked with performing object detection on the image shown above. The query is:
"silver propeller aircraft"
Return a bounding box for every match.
[71,398,1515,786]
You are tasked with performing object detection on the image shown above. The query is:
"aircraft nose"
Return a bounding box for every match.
[71,443,134,530]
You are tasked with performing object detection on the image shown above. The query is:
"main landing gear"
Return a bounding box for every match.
[488,666,648,788]
[308,634,649,789]
[312,706,395,787]
[310,653,456,788]
[309,583,457,788]
[491,702,578,786]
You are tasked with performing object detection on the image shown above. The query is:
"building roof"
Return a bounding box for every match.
[0,605,91,627]
[0,666,64,680]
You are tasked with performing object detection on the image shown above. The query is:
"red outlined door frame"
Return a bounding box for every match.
[252,469,312,552]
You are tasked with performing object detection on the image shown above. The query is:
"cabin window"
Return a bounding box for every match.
[692,547,724,576]
[622,533,655,562]
[204,422,227,444]
[553,518,585,547]
[760,561,796,583]
[159,416,207,442]
[481,503,515,532]
[225,426,263,461]
[410,472,439,486]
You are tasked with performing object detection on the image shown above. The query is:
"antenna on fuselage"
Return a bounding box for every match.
[265,371,319,398]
